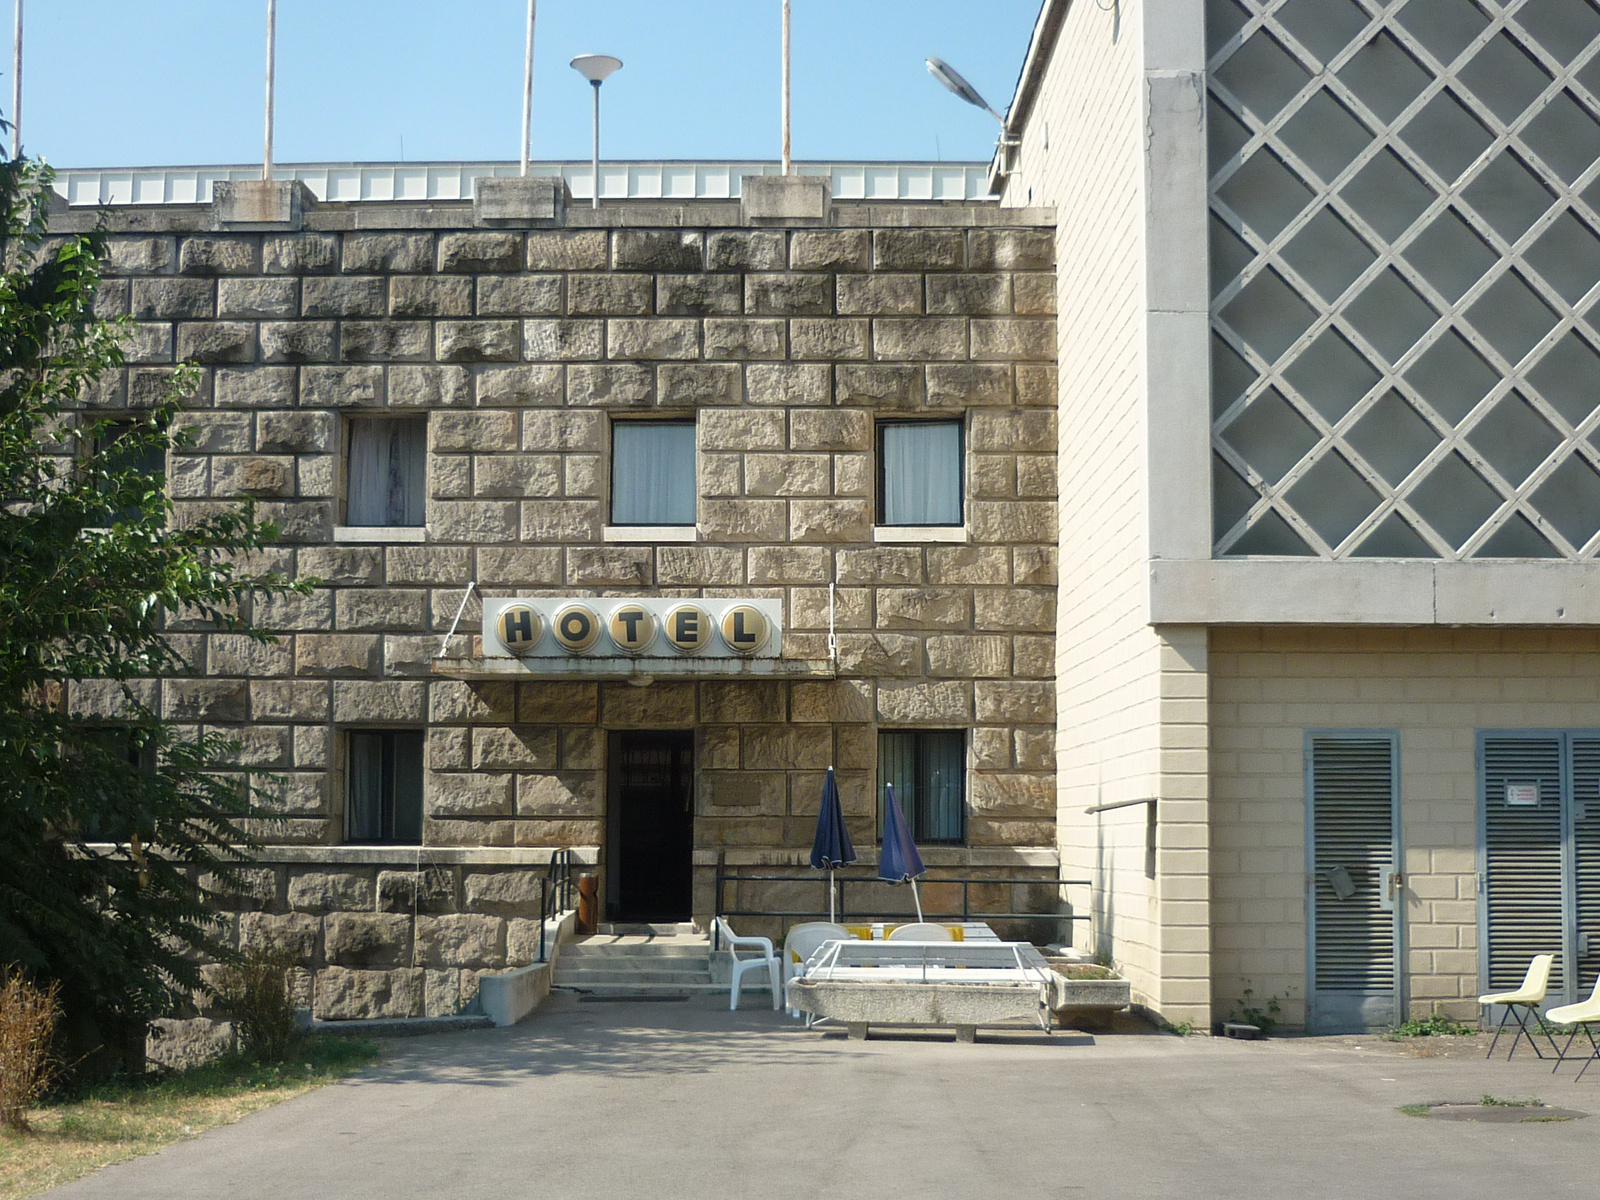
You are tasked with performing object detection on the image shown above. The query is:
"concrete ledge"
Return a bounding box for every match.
[1151,559,1600,625]
[741,174,830,223]
[232,846,599,866]
[213,179,314,230]
[473,176,566,225]
[707,846,1060,869]
[479,908,578,1026]
[305,1014,493,1037]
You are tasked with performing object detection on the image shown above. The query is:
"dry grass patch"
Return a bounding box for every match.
[0,1036,379,1200]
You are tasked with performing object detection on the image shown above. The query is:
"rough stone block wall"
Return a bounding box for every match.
[60,195,1060,1015]
[194,860,549,1020]
[1210,626,1600,1027]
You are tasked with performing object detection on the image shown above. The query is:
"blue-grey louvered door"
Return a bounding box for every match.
[1306,733,1402,1034]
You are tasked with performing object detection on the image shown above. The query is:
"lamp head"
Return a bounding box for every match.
[570,54,623,85]
[926,56,1002,122]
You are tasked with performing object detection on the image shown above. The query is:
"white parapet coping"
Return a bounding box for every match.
[53,160,994,207]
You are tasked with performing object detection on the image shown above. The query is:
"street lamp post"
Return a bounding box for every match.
[569,54,622,210]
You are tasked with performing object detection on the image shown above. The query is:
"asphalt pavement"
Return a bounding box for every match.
[42,994,1600,1199]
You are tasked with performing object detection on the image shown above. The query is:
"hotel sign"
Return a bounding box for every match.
[482,597,782,660]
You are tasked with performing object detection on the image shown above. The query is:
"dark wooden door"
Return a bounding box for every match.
[608,731,694,921]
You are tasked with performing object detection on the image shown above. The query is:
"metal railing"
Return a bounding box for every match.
[713,865,1090,934]
[538,848,576,963]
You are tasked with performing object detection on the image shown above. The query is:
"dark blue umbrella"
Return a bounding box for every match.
[878,782,926,919]
[809,767,856,921]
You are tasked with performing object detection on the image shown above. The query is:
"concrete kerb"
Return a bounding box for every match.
[477,907,579,1026]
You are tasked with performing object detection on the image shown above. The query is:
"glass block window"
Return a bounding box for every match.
[611,420,696,526]
[346,730,424,844]
[878,730,966,844]
[1210,0,1600,559]
[878,420,964,526]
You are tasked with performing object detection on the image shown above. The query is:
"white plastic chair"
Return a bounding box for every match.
[886,922,954,942]
[1547,973,1600,1080]
[1478,953,1558,1060]
[783,922,853,1016]
[714,916,781,1012]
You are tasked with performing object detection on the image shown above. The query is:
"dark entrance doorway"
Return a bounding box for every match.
[606,731,694,922]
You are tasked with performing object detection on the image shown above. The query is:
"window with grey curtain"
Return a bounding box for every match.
[878,729,966,844]
[347,418,426,526]
[611,421,696,525]
[347,730,424,844]
[879,421,962,525]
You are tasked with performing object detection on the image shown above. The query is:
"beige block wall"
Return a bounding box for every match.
[1001,0,1211,1025]
[1211,626,1600,1028]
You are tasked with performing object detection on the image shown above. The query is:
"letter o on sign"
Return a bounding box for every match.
[551,603,600,653]
[719,604,769,655]
[607,604,656,654]
[663,603,711,654]
[496,604,543,655]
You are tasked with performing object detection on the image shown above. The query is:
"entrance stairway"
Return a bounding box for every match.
[551,923,724,998]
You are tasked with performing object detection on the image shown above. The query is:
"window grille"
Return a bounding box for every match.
[1210,0,1600,559]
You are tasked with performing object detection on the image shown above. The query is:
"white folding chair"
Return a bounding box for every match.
[886,922,954,942]
[714,916,781,1011]
[1478,953,1558,1060]
[783,922,853,1017]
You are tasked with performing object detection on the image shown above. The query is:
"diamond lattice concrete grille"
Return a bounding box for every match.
[1210,0,1600,559]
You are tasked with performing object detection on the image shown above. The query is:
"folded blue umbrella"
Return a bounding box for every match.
[878,782,926,919]
[810,767,856,921]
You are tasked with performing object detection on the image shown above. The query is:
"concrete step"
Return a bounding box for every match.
[553,968,716,986]
[553,982,733,998]
[562,935,709,955]
[598,922,699,936]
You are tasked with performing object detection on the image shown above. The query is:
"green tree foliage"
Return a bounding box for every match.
[0,156,303,1072]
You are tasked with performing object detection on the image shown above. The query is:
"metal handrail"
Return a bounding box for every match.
[713,866,1091,928]
[538,848,576,963]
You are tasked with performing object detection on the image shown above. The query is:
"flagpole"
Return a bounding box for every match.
[520,0,536,175]
[781,0,791,174]
[263,0,276,179]
[10,0,20,160]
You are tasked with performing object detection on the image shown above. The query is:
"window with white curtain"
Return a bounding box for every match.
[346,730,424,844]
[346,417,426,527]
[611,420,696,526]
[878,420,963,526]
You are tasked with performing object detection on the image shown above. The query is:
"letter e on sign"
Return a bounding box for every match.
[552,603,600,653]
[497,604,543,655]
[664,603,711,654]
[719,604,769,655]
[608,604,656,654]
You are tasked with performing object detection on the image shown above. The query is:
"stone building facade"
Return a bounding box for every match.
[59,176,1060,1019]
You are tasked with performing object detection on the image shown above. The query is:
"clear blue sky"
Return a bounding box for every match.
[24,1,1039,168]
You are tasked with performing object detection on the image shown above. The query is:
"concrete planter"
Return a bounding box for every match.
[1046,965,1131,1030]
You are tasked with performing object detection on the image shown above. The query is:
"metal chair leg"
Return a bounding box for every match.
[1574,1025,1600,1082]
[1486,1005,1513,1060]
[1552,1027,1581,1074]
[1508,1004,1544,1060]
